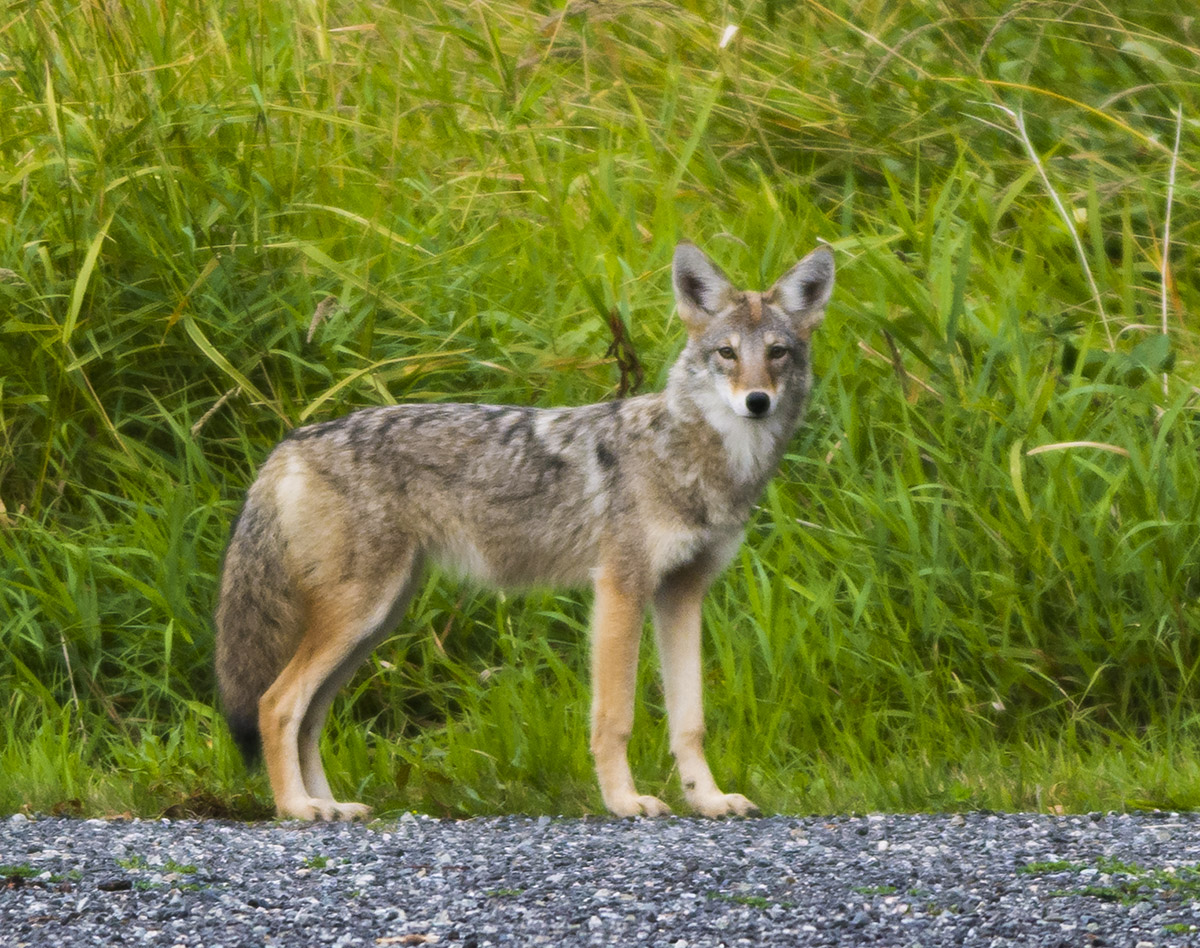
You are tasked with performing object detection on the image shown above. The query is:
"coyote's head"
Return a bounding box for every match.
[672,241,834,422]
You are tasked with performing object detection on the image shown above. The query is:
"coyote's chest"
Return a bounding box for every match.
[642,513,745,579]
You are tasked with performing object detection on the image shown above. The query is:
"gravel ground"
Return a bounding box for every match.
[3,811,1200,947]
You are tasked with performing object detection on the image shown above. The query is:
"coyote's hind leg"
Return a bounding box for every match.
[261,564,419,821]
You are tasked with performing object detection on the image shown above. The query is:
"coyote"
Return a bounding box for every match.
[215,240,834,820]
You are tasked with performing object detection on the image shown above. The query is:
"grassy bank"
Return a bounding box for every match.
[1,0,1198,818]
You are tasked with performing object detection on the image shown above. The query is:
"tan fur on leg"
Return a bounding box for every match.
[590,567,670,817]
[259,583,397,821]
[654,560,758,817]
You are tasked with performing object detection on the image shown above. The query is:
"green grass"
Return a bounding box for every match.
[1,0,1199,819]
[1018,860,1085,875]
[706,890,788,910]
[1023,856,1200,905]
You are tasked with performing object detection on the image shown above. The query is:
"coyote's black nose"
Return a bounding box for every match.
[745,391,771,417]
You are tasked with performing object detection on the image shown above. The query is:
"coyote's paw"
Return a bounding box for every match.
[324,800,373,822]
[278,797,373,822]
[607,793,673,818]
[690,791,759,818]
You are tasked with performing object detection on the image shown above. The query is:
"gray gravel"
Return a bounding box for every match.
[3,811,1200,946]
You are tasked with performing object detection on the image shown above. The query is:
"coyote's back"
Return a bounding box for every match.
[215,239,834,820]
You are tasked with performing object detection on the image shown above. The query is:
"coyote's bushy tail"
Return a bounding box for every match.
[214,497,304,767]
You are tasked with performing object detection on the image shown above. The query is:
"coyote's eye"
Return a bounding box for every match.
[716,345,737,360]
[767,344,791,360]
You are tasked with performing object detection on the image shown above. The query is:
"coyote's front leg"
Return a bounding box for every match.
[653,560,758,818]
[590,568,672,817]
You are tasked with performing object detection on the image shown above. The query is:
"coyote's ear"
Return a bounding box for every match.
[673,242,735,331]
[769,246,835,332]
